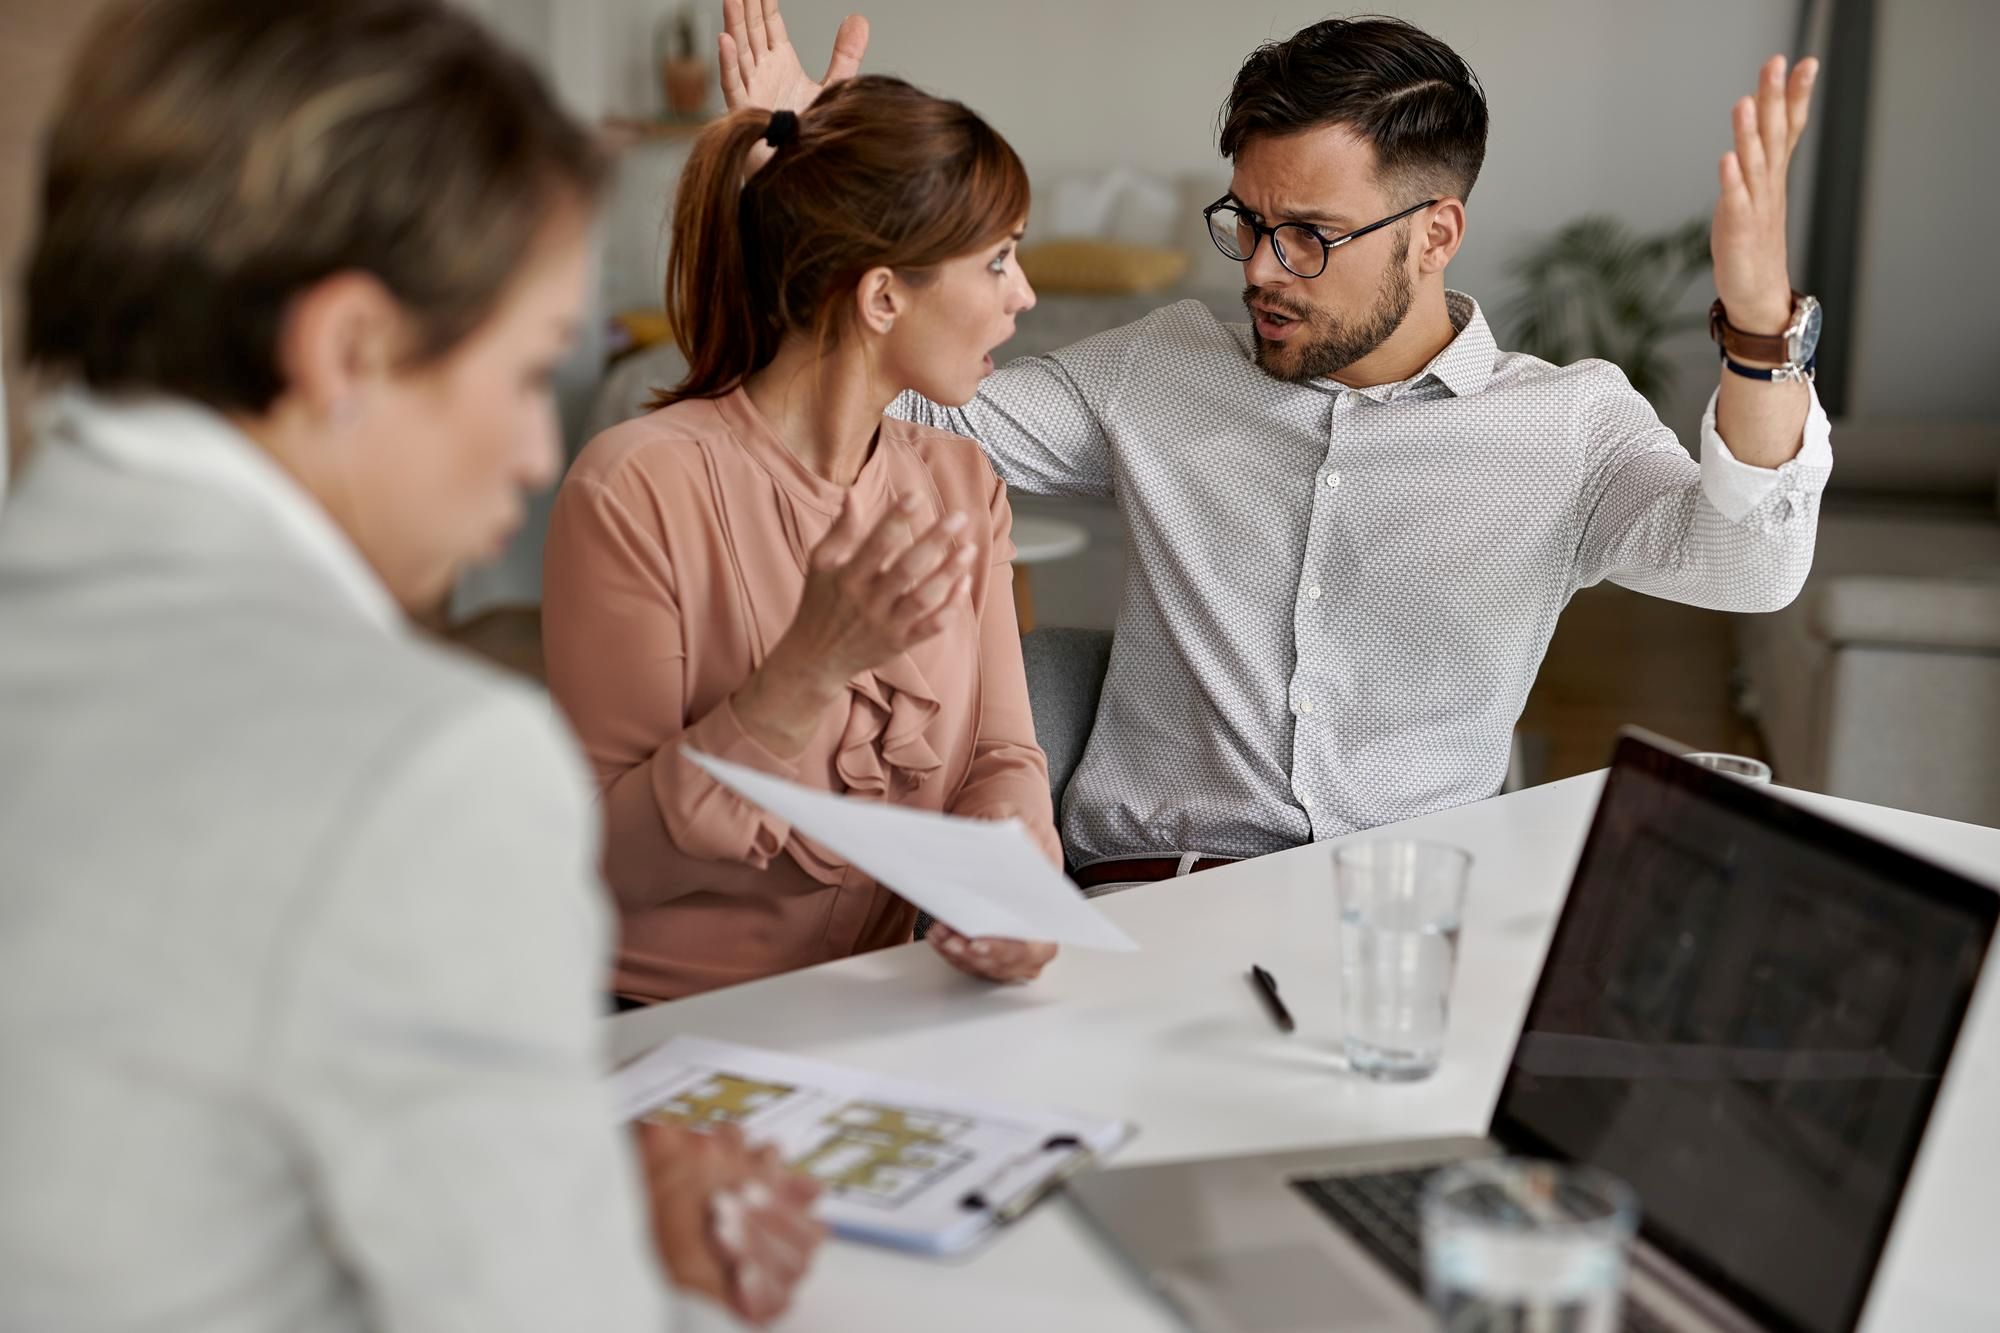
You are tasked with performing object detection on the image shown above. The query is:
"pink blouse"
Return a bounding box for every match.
[542,388,1060,1001]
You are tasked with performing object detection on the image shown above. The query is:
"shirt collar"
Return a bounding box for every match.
[1426,291,1499,397]
[39,387,404,635]
[1339,290,1498,403]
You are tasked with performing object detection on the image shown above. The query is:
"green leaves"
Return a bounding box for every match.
[1501,215,1710,404]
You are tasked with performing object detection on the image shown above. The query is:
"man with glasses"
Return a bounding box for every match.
[722,4,1829,887]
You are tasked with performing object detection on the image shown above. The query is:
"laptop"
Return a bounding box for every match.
[1069,731,1998,1333]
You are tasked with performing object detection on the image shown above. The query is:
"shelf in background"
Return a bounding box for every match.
[600,116,716,151]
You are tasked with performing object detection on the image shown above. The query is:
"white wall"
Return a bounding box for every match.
[472,0,2000,436]
[456,0,1839,612]
[448,0,615,613]
[774,2,1789,298]
[1849,0,2000,420]
[590,0,1801,438]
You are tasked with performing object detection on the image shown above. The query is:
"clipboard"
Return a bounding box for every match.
[960,1134,1099,1223]
[614,1036,1135,1256]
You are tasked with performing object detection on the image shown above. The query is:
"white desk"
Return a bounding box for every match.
[611,774,2000,1332]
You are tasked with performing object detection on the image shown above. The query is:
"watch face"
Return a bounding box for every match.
[1791,298,1823,364]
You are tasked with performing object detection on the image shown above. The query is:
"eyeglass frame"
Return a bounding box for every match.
[1202,194,1439,279]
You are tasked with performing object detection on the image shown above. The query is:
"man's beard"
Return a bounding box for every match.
[1244,229,1414,383]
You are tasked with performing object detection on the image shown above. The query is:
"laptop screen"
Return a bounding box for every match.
[1491,736,1996,1333]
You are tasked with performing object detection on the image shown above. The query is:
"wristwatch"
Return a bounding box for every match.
[1709,291,1822,383]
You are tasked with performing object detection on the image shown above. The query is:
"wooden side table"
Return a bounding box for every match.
[1009,514,1090,633]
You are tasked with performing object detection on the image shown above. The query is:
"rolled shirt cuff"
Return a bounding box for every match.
[1698,381,1834,523]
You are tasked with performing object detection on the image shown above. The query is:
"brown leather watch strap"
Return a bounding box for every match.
[1708,292,1800,362]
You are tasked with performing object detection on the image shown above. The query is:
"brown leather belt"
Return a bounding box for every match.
[1072,855,1239,890]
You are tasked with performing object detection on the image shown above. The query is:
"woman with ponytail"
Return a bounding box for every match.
[542,72,1061,1005]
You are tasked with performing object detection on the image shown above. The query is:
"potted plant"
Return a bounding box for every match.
[1500,215,1711,405]
[656,7,709,121]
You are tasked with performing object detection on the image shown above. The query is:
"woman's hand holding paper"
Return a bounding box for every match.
[927,920,1060,984]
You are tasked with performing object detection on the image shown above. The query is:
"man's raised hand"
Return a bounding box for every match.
[1711,55,1819,335]
[719,0,868,114]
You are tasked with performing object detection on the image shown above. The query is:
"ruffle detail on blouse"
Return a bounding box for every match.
[783,653,944,886]
[833,655,944,800]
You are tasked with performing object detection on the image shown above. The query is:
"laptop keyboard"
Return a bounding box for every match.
[1291,1167,1674,1333]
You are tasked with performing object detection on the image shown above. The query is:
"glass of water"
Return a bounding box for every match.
[1423,1158,1638,1333]
[1332,839,1471,1081]
[1682,751,1773,784]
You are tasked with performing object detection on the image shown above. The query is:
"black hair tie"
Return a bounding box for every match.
[763,110,800,148]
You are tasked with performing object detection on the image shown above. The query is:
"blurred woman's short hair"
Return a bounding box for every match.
[24,0,608,412]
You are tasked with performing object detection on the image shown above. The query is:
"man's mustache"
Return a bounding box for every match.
[1241,286,1314,322]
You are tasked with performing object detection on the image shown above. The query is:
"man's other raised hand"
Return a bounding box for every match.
[719,0,869,115]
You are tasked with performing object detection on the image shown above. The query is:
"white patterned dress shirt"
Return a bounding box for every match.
[894,292,1832,865]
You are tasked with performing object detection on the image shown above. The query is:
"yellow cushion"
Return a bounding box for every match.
[1017,240,1189,295]
[612,309,674,349]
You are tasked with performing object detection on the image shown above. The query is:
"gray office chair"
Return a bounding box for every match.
[1019,626,1115,808]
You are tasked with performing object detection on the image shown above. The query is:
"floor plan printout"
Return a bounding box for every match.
[613,1035,1133,1254]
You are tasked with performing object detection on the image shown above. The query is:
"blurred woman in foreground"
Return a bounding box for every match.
[0,0,818,1325]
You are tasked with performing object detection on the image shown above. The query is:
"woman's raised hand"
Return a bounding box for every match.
[719,0,868,115]
[734,492,974,757]
[785,491,973,683]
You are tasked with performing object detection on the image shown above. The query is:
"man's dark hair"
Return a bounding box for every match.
[1219,15,1488,204]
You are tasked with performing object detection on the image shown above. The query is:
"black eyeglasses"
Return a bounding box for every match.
[1202,195,1437,279]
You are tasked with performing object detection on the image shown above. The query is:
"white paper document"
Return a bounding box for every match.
[684,747,1138,951]
[616,1035,1134,1255]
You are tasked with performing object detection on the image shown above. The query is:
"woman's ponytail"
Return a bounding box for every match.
[650,78,1031,410]
[653,111,777,408]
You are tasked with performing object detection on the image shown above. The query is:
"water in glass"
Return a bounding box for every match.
[1423,1160,1637,1333]
[1332,839,1472,1082]
[1339,910,1461,1079]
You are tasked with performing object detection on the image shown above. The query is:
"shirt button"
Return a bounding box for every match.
[1307,583,1323,600]
[1324,471,1342,490]
[1297,696,1315,715]
[1299,791,1314,809]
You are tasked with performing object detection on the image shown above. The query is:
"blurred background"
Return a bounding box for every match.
[4,0,1996,820]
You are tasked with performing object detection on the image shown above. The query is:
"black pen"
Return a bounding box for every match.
[1248,964,1295,1033]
